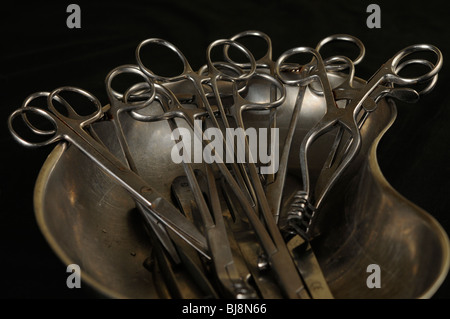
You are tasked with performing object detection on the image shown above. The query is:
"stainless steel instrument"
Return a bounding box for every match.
[7,31,449,299]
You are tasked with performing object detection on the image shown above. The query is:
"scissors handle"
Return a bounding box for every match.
[9,102,210,258]
[9,86,104,147]
[47,86,104,128]
[340,44,442,116]
[8,106,61,148]
[20,91,74,136]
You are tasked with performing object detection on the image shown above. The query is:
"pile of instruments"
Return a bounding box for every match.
[8,31,444,298]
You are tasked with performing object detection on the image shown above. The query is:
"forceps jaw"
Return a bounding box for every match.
[47,86,104,128]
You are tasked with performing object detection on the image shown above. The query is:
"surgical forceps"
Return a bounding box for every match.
[267,34,365,224]
[126,81,257,298]
[136,37,258,207]
[217,74,315,299]
[276,43,442,240]
[314,56,437,182]
[130,47,310,298]
[225,30,280,184]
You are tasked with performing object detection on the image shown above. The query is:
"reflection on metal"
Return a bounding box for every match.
[8,32,448,299]
[32,75,449,298]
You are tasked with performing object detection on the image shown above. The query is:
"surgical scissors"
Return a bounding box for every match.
[8,86,209,258]
[276,43,442,240]
[19,84,180,265]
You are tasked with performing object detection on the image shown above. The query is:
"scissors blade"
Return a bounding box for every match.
[89,120,182,265]
[136,202,181,265]
[142,190,209,258]
[62,124,210,258]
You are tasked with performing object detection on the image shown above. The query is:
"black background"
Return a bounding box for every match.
[1,0,450,300]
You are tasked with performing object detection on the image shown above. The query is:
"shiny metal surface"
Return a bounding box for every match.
[33,74,449,299]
